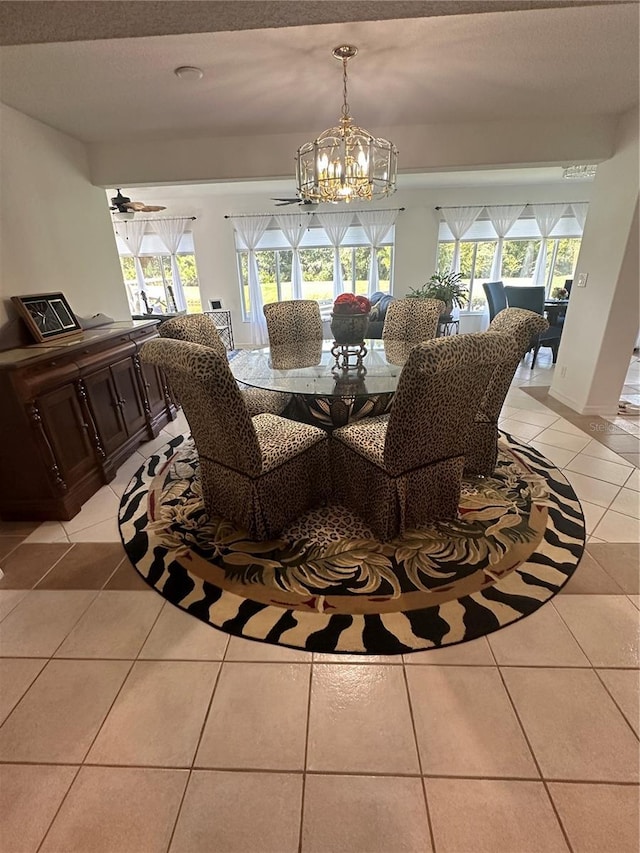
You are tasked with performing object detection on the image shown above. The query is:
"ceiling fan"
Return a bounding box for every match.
[271,197,317,207]
[110,189,167,215]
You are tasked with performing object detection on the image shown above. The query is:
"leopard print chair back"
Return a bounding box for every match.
[385,332,519,476]
[141,338,262,475]
[158,314,227,358]
[382,298,445,345]
[263,300,323,347]
[464,308,549,477]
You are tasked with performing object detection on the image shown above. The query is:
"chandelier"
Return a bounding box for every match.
[563,164,597,180]
[296,45,398,203]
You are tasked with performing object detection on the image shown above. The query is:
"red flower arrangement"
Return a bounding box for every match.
[332,293,371,315]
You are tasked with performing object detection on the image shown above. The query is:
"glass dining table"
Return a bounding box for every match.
[230,338,413,428]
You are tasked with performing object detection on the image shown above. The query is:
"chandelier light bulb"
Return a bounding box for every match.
[295,45,398,204]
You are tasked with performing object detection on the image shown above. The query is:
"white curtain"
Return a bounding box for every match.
[531,203,567,287]
[317,211,353,298]
[358,210,398,294]
[572,202,589,230]
[233,216,270,346]
[442,207,482,273]
[276,214,307,300]
[155,218,188,312]
[116,220,148,310]
[486,204,526,281]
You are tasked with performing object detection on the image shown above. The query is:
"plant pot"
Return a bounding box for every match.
[439,300,454,323]
[330,312,370,346]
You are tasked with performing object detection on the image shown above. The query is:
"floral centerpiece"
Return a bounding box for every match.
[551,287,569,300]
[330,293,371,347]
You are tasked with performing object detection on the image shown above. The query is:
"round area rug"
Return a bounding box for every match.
[118,433,585,655]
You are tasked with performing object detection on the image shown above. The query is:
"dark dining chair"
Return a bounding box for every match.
[483,281,508,322]
[504,285,562,368]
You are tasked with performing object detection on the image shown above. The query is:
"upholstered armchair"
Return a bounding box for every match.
[141,338,330,539]
[331,332,518,540]
[465,308,549,476]
[382,298,444,345]
[263,300,323,347]
[158,313,290,417]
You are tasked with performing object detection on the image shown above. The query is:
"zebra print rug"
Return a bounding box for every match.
[118,433,585,655]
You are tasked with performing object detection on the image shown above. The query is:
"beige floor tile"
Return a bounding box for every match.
[170,770,302,853]
[553,595,639,667]
[88,660,218,767]
[0,588,28,621]
[103,557,150,590]
[0,520,41,537]
[565,454,635,486]
[624,468,640,491]
[108,451,147,498]
[548,782,640,853]
[196,662,310,770]
[307,664,419,774]
[597,669,639,736]
[628,594,640,610]
[40,766,188,853]
[36,542,125,589]
[0,542,72,589]
[0,590,97,657]
[534,428,591,453]
[586,543,640,594]
[406,665,537,778]
[302,775,432,853]
[592,509,640,542]
[68,516,122,542]
[23,520,70,543]
[0,659,130,762]
[529,441,579,469]
[499,418,544,442]
[140,603,229,660]
[502,667,639,781]
[488,606,590,666]
[55,590,163,659]
[609,487,640,519]
[0,657,46,724]
[560,551,626,595]
[0,535,25,563]
[404,636,495,665]
[225,634,311,662]
[62,486,121,535]
[546,417,591,438]
[0,764,78,853]
[313,652,402,663]
[426,778,568,853]
[504,409,559,428]
[563,471,621,508]
[581,501,606,536]
[581,439,634,466]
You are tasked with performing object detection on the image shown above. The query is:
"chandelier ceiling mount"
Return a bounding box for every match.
[295,45,398,204]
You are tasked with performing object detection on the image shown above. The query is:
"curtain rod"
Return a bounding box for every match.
[434,202,584,211]
[225,207,405,220]
[113,216,197,223]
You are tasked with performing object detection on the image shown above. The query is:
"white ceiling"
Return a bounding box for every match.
[0,3,637,144]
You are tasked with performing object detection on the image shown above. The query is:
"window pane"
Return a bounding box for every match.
[277,250,293,302]
[239,252,249,317]
[339,247,354,293]
[469,241,496,312]
[354,247,371,295]
[378,247,393,294]
[502,239,541,285]
[300,248,333,311]
[176,253,203,313]
[257,251,278,306]
[550,238,581,292]
[437,243,454,273]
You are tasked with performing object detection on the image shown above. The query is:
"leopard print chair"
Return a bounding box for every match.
[465,308,550,476]
[331,332,519,541]
[381,298,445,345]
[158,314,290,417]
[141,338,330,539]
[263,300,323,347]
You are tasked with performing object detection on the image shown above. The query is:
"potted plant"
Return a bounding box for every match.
[330,293,371,346]
[407,272,469,321]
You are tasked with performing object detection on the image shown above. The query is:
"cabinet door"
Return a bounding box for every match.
[85,367,128,455]
[37,384,95,486]
[140,360,165,415]
[111,357,147,436]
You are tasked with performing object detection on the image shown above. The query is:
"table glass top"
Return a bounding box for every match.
[230,339,413,398]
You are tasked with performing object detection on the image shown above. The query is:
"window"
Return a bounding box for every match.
[436,211,584,311]
[235,221,395,320]
[115,227,203,314]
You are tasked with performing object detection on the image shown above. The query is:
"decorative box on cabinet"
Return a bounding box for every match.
[0,320,177,521]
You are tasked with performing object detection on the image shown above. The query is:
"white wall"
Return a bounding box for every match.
[152,181,592,345]
[0,104,130,328]
[550,107,639,415]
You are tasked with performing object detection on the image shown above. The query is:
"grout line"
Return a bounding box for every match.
[401,661,437,853]
[297,661,314,853]
[35,764,83,853]
[592,668,640,743]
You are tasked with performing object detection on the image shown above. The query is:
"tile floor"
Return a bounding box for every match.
[0,354,638,853]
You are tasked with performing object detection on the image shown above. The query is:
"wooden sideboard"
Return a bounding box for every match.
[0,320,177,521]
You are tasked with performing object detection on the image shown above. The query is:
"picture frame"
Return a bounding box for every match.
[12,292,83,344]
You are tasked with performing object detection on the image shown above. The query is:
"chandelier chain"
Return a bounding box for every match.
[341,57,350,120]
